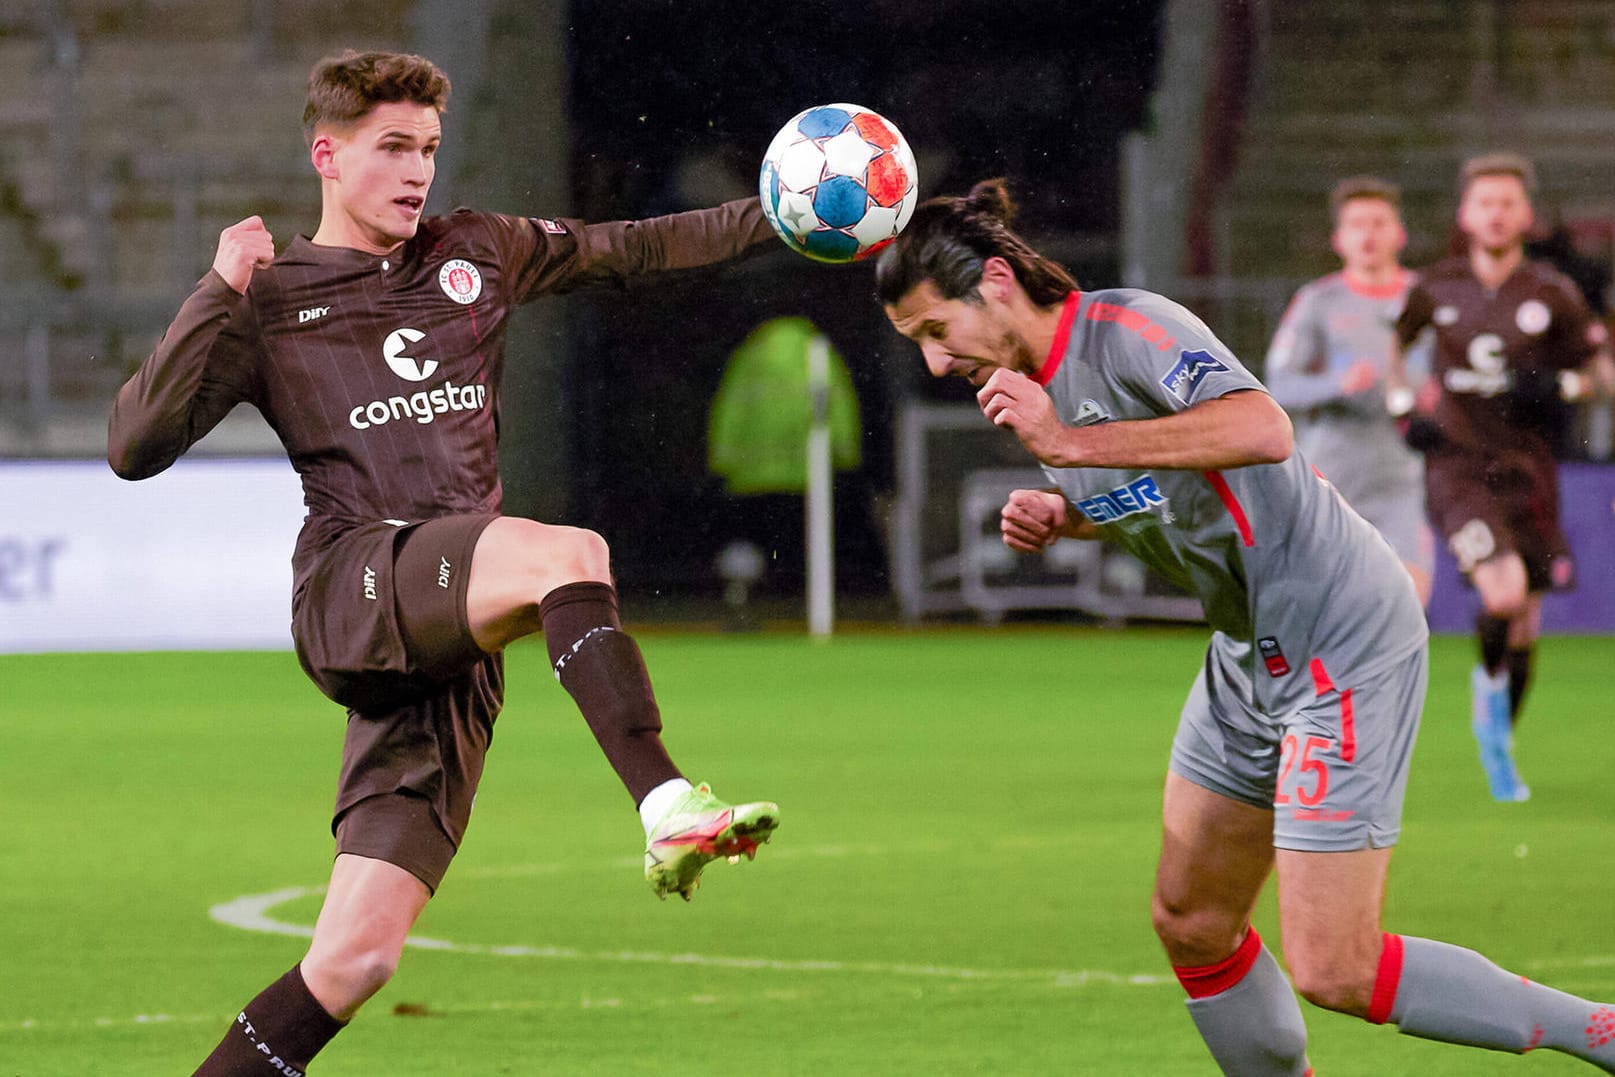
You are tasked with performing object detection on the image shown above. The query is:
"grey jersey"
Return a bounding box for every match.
[1035,289,1427,713]
[1264,272,1424,506]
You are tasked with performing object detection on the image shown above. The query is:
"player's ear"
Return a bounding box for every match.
[310,132,340,180]
[980,256,1016,303]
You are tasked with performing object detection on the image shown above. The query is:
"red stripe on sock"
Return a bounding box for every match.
[1368,932,1404,1024]
[1174,927,1263,999]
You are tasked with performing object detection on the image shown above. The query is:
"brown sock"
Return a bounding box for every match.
[1505,647,1533,725]
[193,964,345,1076]
[540,581,682,804]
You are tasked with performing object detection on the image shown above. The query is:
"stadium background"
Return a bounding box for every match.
[5,5,1615,1075]
[7,0,1610,624]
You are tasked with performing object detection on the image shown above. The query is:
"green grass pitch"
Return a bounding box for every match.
[2,629,1611,1075]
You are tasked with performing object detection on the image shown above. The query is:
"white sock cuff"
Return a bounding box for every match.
[639,778,693,834]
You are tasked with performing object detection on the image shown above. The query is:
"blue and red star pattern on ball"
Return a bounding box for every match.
[758,103,919,264]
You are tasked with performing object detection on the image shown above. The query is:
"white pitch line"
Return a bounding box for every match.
[206,884,1175,988]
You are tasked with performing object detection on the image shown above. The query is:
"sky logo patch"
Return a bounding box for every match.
[1160,349,1228,404]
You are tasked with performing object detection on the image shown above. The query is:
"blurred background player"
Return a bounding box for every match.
[1265,176,1434,605]
[878,178,1615,1076]
[1389,152,1615,803]
[108,50,778,1076]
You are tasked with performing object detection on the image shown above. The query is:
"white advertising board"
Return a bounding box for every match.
[0,458,305,652]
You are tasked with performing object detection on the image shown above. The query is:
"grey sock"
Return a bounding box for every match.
[1185,942,1312,1076]
[1388,935,1615,1071]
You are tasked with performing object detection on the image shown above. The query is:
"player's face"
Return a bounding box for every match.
[1459,174,1534,255]
[884,279,1041,386]
[1331,198,1405,275]
[314,102,441,253]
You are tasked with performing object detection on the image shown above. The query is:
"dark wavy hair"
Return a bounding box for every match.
[302,50,451,143]
[875,178,1078,308]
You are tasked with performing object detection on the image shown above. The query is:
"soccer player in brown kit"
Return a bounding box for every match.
[107,51,780,1075]
[1390,153,1615,803]
[879,178,1615,1074]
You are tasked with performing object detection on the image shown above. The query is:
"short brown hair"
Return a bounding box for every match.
[874,178,1078,309]
[1459,152,1537,197]
[1329,175,1401,225]
[302,50,451,143]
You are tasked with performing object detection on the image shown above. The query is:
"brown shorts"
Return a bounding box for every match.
[1425,452,1573,591]
[292,514,502,891]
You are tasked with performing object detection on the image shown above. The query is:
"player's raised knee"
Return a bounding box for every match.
[545,523,613,584]
[1150,896,1246,967]
[486,518,612,588]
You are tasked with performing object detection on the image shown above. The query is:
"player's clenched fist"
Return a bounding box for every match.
[212,216,276,295]
[1000,488,1067,553]
[977,368,1067,464]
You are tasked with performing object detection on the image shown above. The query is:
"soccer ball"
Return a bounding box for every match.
[759,103,919,264]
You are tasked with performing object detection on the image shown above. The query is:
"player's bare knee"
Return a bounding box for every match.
[539,525,611,587]
[304,944,401,1010]
[1150,897,1243,966]
[1477,586,1526,620]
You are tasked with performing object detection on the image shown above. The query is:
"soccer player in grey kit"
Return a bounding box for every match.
[109,51,778,1075]
[878,179,1615,1074]
[1265,176,1434,605]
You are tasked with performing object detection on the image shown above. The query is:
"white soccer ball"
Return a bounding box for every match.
[759,103,919,264]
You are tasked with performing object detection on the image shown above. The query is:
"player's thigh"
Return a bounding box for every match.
[466,516,612,649]
[1154,772,1276,965]
[1273,844,1393,1014]
[1158,664,1283,956]
[1426,457,1513,574]
[308,852,431,956]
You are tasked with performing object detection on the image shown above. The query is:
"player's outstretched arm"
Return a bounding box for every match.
[571,198,777,283]
[978,370,1292,471]
[107,218,266,480]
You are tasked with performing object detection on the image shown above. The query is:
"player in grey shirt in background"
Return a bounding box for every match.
[877,179,1615,1075]
[1265,177,1434,605]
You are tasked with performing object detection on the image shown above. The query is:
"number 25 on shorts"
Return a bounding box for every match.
[1275,734,1332,808]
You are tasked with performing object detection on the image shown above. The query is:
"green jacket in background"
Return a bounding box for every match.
[707,317,862,494]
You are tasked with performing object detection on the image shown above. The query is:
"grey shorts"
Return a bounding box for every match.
[1168,644,1427,852]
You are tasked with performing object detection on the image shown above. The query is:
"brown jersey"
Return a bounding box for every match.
[1395,255,1593,460]
[108,200,773,597]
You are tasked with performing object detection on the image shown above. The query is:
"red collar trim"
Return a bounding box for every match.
[1033,291,1082,386]
[1341,269,1407,299]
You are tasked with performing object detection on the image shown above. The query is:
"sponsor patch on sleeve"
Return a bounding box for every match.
[534,217,568,235]
[1159,348,1230,404]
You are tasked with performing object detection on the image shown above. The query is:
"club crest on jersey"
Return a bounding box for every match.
[438,259,483,305]
[1072,399,1111,426]
[1516,299,1551,335]
[1072,474,1166,524]
[1160,349,1228,404]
